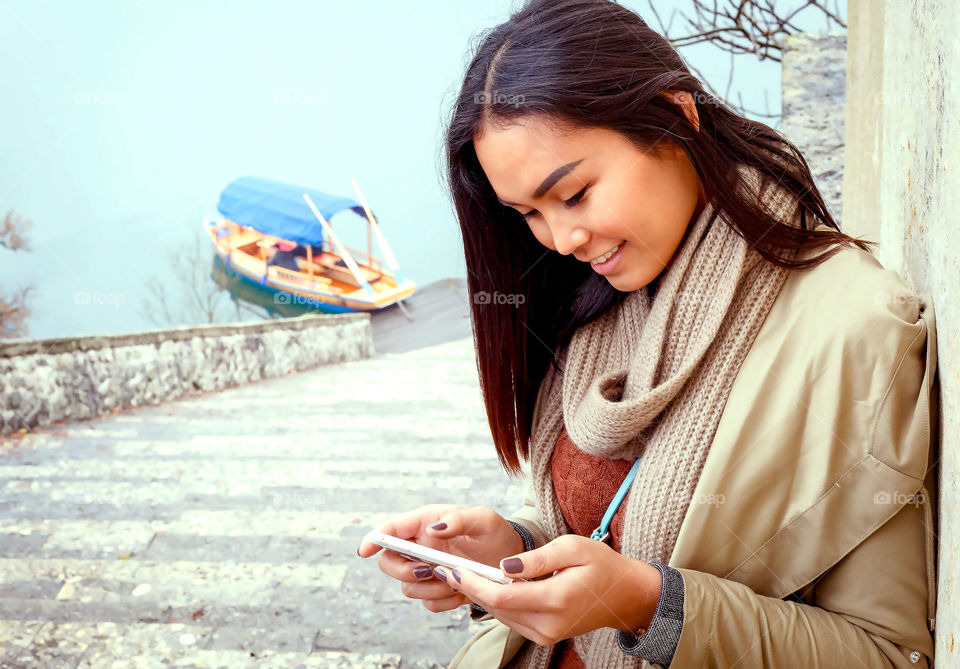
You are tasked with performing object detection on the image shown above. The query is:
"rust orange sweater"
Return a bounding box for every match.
[549,426,635,668]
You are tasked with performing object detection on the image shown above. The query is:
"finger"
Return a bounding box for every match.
[422,592,470,613]
[357,505,448,557]
[443,557,575,617]
[424,507,490,541]
[401,577,461,602]
[357,535,383,559]
[378,550,436,582]
[436,565,515,613]
[443,568,564,645]
[498,535,587,580]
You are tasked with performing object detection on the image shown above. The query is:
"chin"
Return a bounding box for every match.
[605,274,643,293]
[603,264,655,292]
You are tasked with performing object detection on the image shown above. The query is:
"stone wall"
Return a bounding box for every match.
[0,314,374,435]
[781,31,847,228]
[845,0,959,664]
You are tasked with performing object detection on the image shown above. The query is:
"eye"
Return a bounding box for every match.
[563,183,590,208]
[520,184,590,221]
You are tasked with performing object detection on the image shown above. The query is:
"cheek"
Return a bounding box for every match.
[588,187,641,239]
[601,205,648,245]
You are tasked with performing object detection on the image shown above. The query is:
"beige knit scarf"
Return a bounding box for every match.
[507,164,799,669]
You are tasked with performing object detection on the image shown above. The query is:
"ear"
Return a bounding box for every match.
[659,90,700,133]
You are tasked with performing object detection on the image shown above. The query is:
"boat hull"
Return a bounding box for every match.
[204,218,416,313]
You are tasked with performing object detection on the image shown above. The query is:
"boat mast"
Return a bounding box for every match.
[302,194,376,298]
[351,178,405,286]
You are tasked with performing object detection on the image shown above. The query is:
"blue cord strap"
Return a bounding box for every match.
[590,456,642,543]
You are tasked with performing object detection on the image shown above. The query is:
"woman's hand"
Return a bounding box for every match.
[356,504,526,613]
[435,534,663,646]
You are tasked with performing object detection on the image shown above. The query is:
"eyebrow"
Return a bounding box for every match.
[496,158,584,207]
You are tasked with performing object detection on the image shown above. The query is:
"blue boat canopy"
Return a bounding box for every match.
[216,176,375,247]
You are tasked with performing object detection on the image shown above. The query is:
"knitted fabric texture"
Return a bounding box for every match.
[506,164,799,669]
[552,427,635,554]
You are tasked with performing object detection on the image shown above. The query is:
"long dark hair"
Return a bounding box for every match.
[442,0,874,477]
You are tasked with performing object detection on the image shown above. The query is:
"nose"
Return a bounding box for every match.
[548,214,590,257]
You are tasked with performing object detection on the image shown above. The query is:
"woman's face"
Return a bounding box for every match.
[474,108,705,293]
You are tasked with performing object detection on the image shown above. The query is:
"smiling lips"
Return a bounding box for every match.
[589,241,624,265]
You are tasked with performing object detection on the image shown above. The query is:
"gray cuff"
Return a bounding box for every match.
[507,519,536,552]
[470,520,535,618]
[469,601,490,620]
[616,562,684,667]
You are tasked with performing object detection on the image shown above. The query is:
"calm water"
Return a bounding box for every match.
[0,0,811,340]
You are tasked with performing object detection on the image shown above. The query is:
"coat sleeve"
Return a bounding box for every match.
[668,467,935,669]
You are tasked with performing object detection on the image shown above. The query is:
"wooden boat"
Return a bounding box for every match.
[204,176,416,313]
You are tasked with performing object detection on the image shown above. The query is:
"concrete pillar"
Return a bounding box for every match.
[846,0,960,663]
[842,0,884,244]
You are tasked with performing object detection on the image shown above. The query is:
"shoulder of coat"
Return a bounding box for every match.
[784,240,925,337]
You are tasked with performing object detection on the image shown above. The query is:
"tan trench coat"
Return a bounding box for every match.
[449,243,939,668]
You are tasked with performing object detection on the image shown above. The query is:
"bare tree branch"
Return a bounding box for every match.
[1,209,31,251]
[644,0,845,122]
[141,225,233,327]
[652,0,845,64]
[0,209,34,338]
[0,286,32,339]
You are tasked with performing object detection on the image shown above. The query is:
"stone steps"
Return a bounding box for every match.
[0,337,529,667]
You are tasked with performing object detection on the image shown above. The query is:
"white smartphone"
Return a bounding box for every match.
[366,530,520,585]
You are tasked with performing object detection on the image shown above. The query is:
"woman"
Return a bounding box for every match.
[357,1,939,667]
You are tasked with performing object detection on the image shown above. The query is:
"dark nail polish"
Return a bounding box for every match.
[434,567,447,582]
[414,565,433,579]
[452,569,462,583]
[430,522,447,531]
[501,557,523,574]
